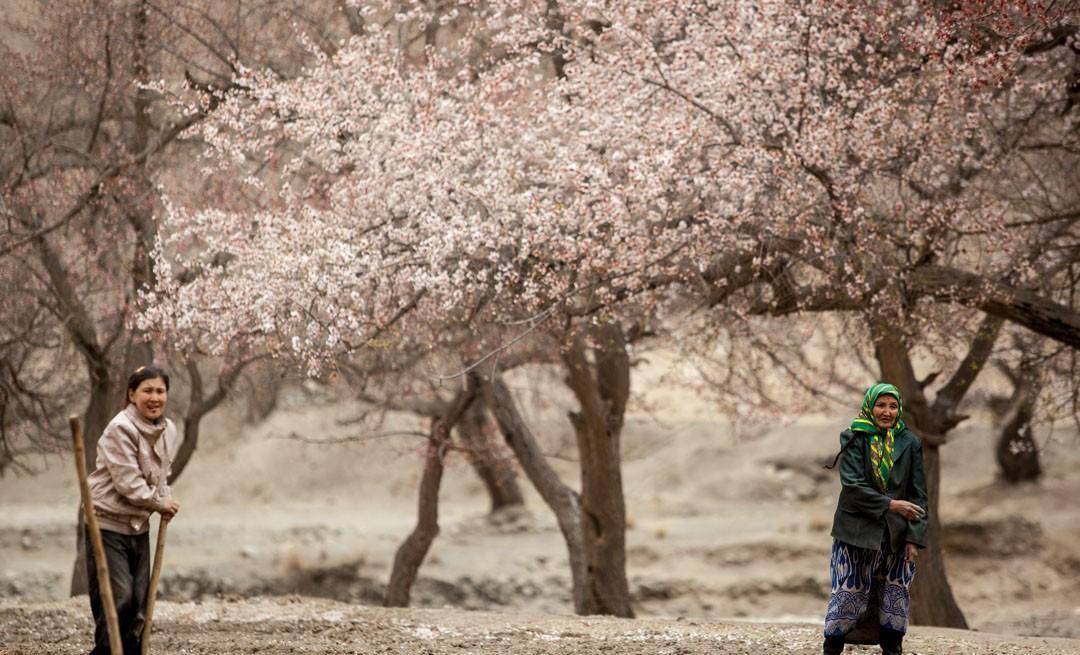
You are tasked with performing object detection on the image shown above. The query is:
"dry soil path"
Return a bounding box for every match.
[3,597,1079,654]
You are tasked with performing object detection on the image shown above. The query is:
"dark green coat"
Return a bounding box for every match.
[830,427,928,553]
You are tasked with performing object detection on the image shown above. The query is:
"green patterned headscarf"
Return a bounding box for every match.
[850,382,905,491]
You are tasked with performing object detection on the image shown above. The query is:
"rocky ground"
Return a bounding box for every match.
[3,596,1079,655]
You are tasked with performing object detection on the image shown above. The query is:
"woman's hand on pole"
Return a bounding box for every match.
[158,498,180,519]
[888,499,924,520]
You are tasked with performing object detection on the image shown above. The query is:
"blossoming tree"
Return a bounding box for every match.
[144,0,1080,622]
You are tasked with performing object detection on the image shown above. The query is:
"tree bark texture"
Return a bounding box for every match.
[384,382,478,607]
[561,322,634,618]
[456,398,525,513]
[482,373,589,614]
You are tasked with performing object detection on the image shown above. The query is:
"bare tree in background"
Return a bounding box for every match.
[993,357,1043,484]
[0,0,373,594]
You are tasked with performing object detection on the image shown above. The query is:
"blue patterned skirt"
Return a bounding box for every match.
[823,538,915,637]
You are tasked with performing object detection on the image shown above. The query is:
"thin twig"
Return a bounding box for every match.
[436,304,559,382]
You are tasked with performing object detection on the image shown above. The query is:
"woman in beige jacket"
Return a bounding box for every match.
[84,365,180,654]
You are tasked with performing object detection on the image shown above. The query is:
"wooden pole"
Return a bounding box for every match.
[141,516,169,655]
[70,415,123,655]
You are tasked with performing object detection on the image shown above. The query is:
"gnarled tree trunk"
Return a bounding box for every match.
[994,362,1042,484]
[482,373,589,614]
[384,381,478,607]
[68,0,158,597]
[170,358,259,483]
[561,322,634,618]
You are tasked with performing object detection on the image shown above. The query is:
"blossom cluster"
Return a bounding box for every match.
[140,0,1078,371]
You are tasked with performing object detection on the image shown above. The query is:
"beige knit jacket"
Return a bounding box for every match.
[87,404,178,535]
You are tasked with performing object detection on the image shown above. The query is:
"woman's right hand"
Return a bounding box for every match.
[889,499,924,520]
[158,498,180,520]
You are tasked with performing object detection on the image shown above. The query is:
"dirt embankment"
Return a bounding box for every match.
[3,597,1080,655]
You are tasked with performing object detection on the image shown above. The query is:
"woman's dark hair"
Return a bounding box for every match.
[127,365,170,397]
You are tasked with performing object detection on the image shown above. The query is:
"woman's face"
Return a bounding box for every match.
[129,377,168,422]
[871,394,900,430]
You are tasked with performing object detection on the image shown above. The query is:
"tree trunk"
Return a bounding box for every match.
[994,364,1042,484]
[909,442,969,628]
[170,360,212,484]
[69,367,119,596]
[172,357,263,483]
[566,410,633,617]
[171,415,201,484]
[457,398,525,513]
[482,373,589,614]
[383,418,450,607]
[81,368,118,476]
[562,323,634,618]
[384,382,477,607]
[997,423,1041,483]
[244,363,282,423]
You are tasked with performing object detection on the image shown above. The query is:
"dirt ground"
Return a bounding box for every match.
[3,596,1080,655]
[3,362,1080,652]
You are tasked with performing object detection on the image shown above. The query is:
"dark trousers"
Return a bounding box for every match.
[85,528,150,655]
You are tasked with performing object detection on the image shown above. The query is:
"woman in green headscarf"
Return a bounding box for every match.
[822,382,928,655]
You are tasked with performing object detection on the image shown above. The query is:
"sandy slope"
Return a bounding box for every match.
[3,597,1080,655]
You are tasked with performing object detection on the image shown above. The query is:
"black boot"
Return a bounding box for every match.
[879,627,904,655]
[823,635,845,655]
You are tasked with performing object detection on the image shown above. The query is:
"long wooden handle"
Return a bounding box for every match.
[71,415,123,655]
[141,516,169,655]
